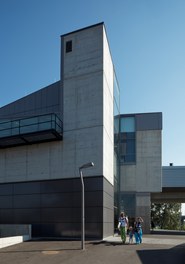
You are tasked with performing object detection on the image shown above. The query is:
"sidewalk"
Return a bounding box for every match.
[0,233,185,264]
[104,232,185,246]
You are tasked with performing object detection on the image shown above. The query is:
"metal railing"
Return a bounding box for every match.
[0,113,63,139]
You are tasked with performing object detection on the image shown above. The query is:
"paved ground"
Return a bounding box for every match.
[0,233,185,264]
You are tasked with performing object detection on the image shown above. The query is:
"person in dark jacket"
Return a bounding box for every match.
[134,217,144,244]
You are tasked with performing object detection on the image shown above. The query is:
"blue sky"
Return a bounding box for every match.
[0,0,185,166]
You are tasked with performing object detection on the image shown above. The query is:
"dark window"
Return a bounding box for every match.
[120,193,136,219]
[66,40,72,53]
[120,132,136,163]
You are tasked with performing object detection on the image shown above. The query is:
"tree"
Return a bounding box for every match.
[151,203,181,230]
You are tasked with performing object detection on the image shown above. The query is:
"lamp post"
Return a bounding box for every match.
[79,162,94,250]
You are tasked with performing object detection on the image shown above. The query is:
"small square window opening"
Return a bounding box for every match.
[66,40,72,53]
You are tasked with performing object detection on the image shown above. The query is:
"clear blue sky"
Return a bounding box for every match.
[0,0,185,166]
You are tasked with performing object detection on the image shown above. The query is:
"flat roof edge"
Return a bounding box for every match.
[61,22,104,38]
[120,112,162,117]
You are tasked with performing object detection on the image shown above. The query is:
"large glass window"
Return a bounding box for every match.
[120,116,136,164]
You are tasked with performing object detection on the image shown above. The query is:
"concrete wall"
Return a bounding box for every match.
[61,23,113,184]
[120,113,162,233]
[0,224,31,249]
[135,193,151,233]
[0,224,31,238]
[120,130,162,193]
[61,23,114,237]
[136,130,162,192]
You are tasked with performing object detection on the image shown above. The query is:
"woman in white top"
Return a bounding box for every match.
[118,212,128,243]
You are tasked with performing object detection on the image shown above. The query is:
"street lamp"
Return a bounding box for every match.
[79,162,94,250]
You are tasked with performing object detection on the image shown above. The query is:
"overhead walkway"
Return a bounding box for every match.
[151,166,185,203]
[0,113,63,148]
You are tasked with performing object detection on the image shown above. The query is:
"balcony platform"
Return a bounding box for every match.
[0,113,63,148]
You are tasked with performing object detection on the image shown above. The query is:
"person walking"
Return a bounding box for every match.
[134,216,144,244]
[118,212,128,243]
[128,226,134,244]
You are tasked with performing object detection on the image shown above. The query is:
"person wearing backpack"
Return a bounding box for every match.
[118,212,128,244]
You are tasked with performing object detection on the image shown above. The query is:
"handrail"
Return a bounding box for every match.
[0,113,63,139]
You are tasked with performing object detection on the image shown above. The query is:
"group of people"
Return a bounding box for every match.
[118,212,144,244]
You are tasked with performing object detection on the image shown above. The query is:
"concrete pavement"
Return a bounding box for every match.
[0,233,185,264]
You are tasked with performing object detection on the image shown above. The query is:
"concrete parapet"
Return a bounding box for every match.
[0,224,31,249]
[0,224,31,238]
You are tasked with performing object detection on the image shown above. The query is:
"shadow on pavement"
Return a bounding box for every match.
[90,240,128,246]
[0,239,81,254]
[137,243,185,264]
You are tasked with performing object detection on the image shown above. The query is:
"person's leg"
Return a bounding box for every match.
[134,232,139,244]
[122,227,126,243]
[139,229,143,243]
[137,232,141,244]
[120,226,124,241]
[120,226,126,243]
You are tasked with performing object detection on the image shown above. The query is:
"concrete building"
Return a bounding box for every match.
[119,113,162,232]
[0,22,162,238]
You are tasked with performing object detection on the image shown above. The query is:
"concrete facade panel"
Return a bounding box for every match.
[120,127,162,195]
[136,192,151,233]
[120,128,162,233]
[120,165,136,191]
[63,73,103,131]
[62,126,103,178]
[136,130,162,192]
[62,23,114,185]
[0,126,103,183]
[62,27,103,79]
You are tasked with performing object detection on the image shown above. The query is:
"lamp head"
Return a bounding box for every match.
[79,162,94,170]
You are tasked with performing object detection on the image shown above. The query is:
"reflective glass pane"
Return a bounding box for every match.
[38,122,51,131]
[114,115,119,134]
[121,117,135,132]
[39,115,51,123]
[12,120,19,128]
[120,132,136,164]
[113,73,120,111]
[12,128,19,135]
[20,117,38,126]
[0,122,11,130]
[20,124,38,133]
[0,129,11,137]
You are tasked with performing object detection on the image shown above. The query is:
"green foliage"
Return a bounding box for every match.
[151,203,181,230]
[182,223,185,230]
